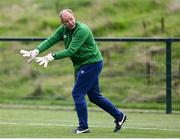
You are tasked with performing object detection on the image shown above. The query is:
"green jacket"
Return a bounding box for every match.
[37,22,103,73]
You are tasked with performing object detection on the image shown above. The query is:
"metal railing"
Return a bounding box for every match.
[0,37,180,114]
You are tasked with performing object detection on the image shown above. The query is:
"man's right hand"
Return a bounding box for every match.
[20,49,39,63]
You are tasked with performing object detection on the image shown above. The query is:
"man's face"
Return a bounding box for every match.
[61,11,76,30]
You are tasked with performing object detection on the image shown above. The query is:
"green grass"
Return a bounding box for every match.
[0,0,179,37]
[0,0,180,110]
[0,106,180,138]
[0,42,180,110]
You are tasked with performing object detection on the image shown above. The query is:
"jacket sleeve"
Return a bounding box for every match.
[53,28,89,59]
[36,26,64,53]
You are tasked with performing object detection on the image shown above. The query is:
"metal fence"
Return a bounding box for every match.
[0,37,180,114]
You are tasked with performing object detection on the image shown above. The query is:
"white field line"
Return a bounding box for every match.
[0,121,180,132]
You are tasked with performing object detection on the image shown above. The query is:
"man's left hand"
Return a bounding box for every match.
[35,53,54,68]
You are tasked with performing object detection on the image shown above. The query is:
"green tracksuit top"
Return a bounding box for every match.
[36,22,103,73]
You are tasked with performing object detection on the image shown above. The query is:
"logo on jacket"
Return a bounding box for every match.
[81,70,85,74]
[63,35,67,39]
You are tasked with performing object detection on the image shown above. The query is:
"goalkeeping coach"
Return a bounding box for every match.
[20,9,127,134]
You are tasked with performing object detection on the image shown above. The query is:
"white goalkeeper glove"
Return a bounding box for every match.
[20,49,39,63]
[35,53,54,68]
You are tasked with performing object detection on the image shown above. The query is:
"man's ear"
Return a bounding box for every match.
[61,19,64,24]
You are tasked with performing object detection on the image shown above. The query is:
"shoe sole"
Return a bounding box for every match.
[75,129,90,134]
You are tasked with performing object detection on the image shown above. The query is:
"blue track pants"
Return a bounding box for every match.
[72,61,123,129]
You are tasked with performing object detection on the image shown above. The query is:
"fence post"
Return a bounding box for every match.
[166,39,172,114]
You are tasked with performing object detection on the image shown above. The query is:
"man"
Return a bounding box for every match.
[20,9,127,134]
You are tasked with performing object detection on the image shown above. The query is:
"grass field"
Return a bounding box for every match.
[0,106,180,138]
[0,0,180,110]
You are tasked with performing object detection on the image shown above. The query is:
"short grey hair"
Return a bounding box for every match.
[59,9,73,18]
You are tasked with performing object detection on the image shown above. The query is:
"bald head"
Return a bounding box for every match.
[59,9,73,18]
[59,9,76,30]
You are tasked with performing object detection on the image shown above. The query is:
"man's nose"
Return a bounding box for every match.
[69,20,73,24]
